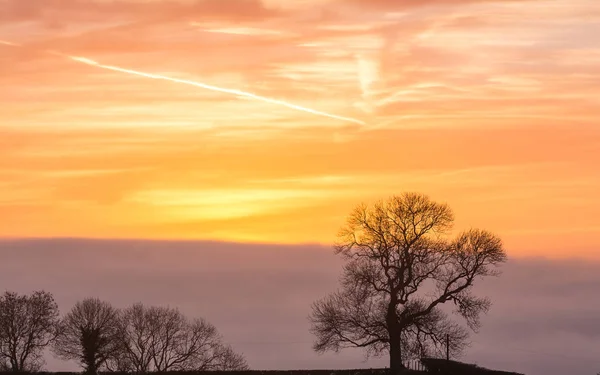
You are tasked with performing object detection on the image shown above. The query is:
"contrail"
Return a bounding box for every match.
[1,41,366,126]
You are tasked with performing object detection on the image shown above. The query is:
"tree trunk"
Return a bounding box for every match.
[82,328,100,375]
[84,360,98,375]
[389,333,404,371]
[387,303,405,371]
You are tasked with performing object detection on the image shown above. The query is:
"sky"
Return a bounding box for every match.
[1,0,599,256]
[1,0,600,374]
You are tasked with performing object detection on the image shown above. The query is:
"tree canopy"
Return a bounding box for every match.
[310,193,507,370]
[0,291,60,372]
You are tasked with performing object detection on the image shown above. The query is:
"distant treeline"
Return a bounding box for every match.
[0,292,248,374]
[0,287,524,375]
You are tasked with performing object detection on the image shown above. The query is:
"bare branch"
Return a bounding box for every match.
[113,304,247,372]
[0,291,60,372]
[52,298,121,375]
[310,193,507,370]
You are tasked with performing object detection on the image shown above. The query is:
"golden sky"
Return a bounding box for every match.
[1,0,600,257]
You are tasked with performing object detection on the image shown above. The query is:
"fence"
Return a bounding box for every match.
[402,360,426,372]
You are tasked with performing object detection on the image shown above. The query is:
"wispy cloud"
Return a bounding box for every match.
[1,0,599,253]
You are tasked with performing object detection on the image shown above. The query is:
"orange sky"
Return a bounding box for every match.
[1,0,600,258]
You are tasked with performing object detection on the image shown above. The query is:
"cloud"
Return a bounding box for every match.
[0,0,281,25]
[465,257,600,374]
[1,239,600,375]
[1,0,600,253]
[1,123,599,248]
[343,0,527,11]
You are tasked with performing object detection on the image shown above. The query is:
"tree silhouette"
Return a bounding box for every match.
[52,298,121,375]
[112,303,248,372]
[110,303,152,373]
[310,193,507,370]
[0,291,60,372]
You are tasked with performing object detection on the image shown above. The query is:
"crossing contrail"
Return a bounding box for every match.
[1,41,366,126]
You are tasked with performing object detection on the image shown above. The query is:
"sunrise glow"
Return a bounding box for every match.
[1,0,600,257]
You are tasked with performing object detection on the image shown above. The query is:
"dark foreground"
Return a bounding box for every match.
[0,360,525,375]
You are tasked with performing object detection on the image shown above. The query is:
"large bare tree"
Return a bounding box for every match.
[0,291,60,372]
[310,193,507,370]
[52,298,122,375]
[113,303,248,373]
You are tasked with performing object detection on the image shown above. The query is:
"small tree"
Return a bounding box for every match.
[212,345,249,371]
[0,291,60,372]
[53,298,121,374]
[114,303,248,372]
[310,193,507,370]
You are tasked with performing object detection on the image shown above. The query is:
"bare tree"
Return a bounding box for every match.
[310,193,507,370]
[115,304,248,372]
[212,344,249,371]
[110,303,152,373]
[0,291,60,372]
[52,298,121,375]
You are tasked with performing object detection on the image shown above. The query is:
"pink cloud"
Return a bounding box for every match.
[0,0,282,27]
